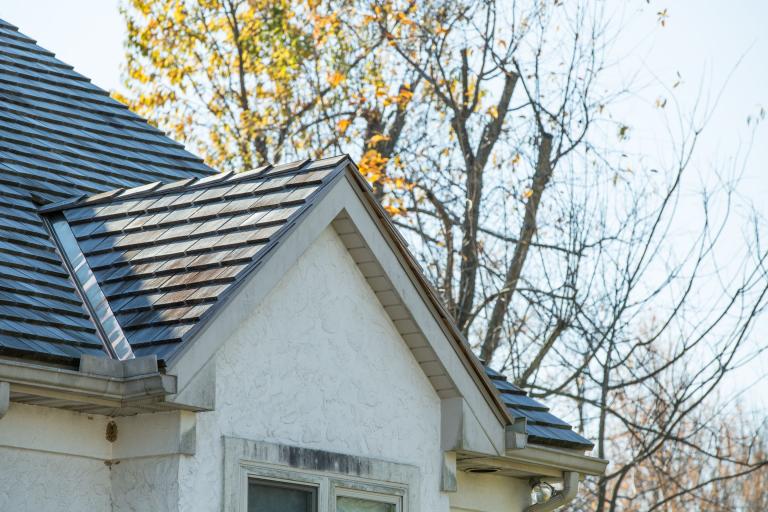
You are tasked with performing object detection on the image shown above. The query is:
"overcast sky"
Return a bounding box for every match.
[3,0,767,410]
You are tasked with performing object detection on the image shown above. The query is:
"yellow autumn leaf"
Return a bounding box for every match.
[337,118,351,134]
[384,204,401,215]
[511,153,521,165]
[522,188,533,199]
[397,87,413,104]
[396,12,415,26]
[327,71,345,87]
[487,105,498,119]
[368,133,390,145]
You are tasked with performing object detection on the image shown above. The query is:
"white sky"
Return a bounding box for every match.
[3,1,767,410]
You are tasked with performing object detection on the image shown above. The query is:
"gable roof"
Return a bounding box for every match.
[0,18,214,361]
[0,17,594,452]
[40,156,348,362]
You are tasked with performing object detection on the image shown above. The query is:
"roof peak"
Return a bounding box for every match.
[39,155,350,215]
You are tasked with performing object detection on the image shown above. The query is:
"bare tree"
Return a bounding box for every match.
[121,0,768,508]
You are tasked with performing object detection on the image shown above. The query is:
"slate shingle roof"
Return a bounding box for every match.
[485,366,594,449]
[42,156,348,361]
[0,18,214,361]
[0,16,593,451]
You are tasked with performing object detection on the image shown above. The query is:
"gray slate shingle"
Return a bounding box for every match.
[0,17,214,360]
[484,366,595,449]
[51,157,347,357]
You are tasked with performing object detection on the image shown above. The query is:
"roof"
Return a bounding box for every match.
[40,156,348,361]
[0,16,593,451]
[485,366,594,449]
[0,18,214,360]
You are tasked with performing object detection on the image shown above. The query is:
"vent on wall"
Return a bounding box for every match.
[464,467,501,474]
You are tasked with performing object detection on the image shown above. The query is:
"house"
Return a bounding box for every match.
[0,17,607,512]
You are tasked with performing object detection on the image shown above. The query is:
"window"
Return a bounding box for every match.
[336,496,394,512]
[248,479,317,512]
[224,438,418,512]
[336,489,399,512]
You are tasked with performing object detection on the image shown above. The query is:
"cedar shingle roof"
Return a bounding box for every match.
[0,17,594,451]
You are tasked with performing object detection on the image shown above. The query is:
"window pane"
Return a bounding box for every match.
[337,496,396,512]
[248,480,315,512]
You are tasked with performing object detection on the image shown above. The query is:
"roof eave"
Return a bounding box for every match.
[0,353,206,416]
[456,443,608,479]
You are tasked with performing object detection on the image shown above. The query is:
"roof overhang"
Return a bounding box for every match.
[456,443,608,480]
[0,354,201,416]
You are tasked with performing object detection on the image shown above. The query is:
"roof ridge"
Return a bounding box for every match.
[38,155,349,214]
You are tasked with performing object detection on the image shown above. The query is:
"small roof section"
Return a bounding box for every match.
[42,156,349,362]
[485,366,594,450]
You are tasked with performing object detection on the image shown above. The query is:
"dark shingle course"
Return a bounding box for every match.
[0,17,215,363]
[46,155,347,359]
[485,366,594,450]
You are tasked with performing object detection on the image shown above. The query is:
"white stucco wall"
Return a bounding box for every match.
[110,455,180,512]
[176,226,448,510]
[0,446,111,511]
[0,404,111,511]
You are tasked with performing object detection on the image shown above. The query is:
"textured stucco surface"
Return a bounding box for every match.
[0,446,111,511]
[110,455,181,512]
[0,402,111,511]
[177,226,448,511]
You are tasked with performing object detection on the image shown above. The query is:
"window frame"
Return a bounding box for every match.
[224,437,418,512]
[247,476,320,512]
[334,485,403,512]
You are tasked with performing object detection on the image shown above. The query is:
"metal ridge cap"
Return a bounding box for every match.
[44,213,135,361]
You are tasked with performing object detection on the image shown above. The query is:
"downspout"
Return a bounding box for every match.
[524,471,579,512]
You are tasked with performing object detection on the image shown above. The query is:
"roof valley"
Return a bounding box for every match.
[45,214,134,360]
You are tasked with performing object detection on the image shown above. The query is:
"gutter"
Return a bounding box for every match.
[0,354,199,416]
[505,444,608,477]
[525,471,579,512]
